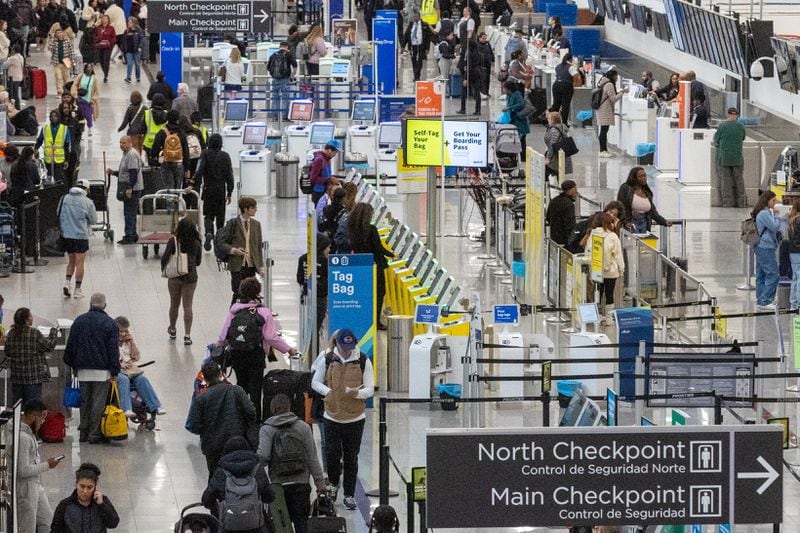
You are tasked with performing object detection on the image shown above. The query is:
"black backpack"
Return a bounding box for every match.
[268,50,292,79]
[566,218,590,254]
[270,421,307,477]
[300,164,313,195]
[226,305,266,352]
[213,219,236,263]
[591,81,608,110]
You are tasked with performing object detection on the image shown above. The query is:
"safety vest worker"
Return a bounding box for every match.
[193,123,208,143]
[421,0,439,26]
[143,109,165,150]
[43,122,67,165]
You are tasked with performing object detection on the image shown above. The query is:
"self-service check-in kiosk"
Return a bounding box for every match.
[286,100,315,161]
[347,99,378,173]
[493,304,525,400]
[222,100,249,171]
[239,123,271,197]
[409,304,453,401]
[569,303,612,396]
[305,122,337,166]
[376,122,401,181]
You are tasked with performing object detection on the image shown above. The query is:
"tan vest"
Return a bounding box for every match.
[323,357,366,421]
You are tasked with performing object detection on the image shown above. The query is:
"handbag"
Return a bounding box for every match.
[495,111,511,124]
[101,381,129,440]
[63,377,81,408]
[552,129,580,157]
[218,65,227,82]
[162,236,189,278]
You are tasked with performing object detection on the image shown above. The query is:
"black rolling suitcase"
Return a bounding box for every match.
[528,87,547,125]
[21,66,33,100]
[308,493,347,533]
[198,85,214,119]
[262,369,312,422]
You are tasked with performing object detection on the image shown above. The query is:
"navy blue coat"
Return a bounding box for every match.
[63,308,121,376]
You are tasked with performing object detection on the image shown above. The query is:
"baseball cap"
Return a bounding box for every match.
[727,107,740,115]
[76,179,90,189]
[326,139,342,152]
[337,329,358,350]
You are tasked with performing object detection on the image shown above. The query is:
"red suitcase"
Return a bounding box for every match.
[31,68,46,99]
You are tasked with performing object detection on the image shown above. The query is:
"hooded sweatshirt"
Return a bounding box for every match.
[217,302,292,355]
[201,449,273,510]
[59,186,97,240]
[50,489,120,533]
[258,412,325,486]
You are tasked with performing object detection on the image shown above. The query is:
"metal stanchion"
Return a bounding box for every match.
[737,243,755,290]
[478,194,498,263]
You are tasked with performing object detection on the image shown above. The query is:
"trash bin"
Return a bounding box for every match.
[437,383,461,411]
[275,152,300,198]
[387,315,413,392]
[777,280,791,310]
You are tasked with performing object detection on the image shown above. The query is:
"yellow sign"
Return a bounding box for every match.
[525,148,546,303]
[404,119,489,167]
[396,148,427,194]
[714,306,727,340]
[306,214,313,280]
[591,234,604,283]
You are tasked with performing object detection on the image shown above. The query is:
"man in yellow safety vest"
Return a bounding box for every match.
[143,93,168,165]
[420,0,440,26]
[35,110,71,184]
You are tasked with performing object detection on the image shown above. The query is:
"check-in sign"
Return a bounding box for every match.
[415,81,443,117]
[427,426,782,528]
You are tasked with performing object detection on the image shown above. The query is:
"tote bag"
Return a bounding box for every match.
[101,381,128,440]
[63,377,81,408]
[162,237,189,278]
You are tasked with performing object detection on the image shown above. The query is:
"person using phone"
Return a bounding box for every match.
[18,400,63,532]
[51,463,120,532]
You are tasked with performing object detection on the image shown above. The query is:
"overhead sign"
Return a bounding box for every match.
[493,305,520,324]
[148,0,272,33]
[415,304,440,324]
[426,426,783,528]
[404,120,489,167]
[160,33,183,91]
[415,81,443,117]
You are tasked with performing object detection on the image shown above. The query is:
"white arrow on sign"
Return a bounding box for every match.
[737,455,779,495]
[258,9,269,22]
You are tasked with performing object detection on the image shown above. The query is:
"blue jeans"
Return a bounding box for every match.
[632,215,648,234]
[271,78,291,119]
[125,51,141,81]
[123,190,140,239]
[117,372,161,412]
[754,246,779,305]
[791,253,800,309]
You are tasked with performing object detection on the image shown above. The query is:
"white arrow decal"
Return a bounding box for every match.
[258,9,269,22]
[737,456,779,495]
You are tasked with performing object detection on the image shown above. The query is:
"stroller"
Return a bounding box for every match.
[174,503,221,533]
[493,124,523,177]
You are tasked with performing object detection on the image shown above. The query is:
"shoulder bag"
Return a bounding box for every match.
[101,381,128,440]
[163,236,189,278]
[552,128,579,157]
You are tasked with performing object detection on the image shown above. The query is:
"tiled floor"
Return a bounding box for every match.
[1,25,799,533]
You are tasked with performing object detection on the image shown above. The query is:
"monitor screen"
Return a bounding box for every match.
[352,100,376,122]
[414,251,432,277]
[332,62,351,76]
[399,233,418,258]
[242,123,267,145]
[577,303,600,324]
[421,259,438,285]
[435,277,454,305]
[288,100,314,122]
[379,122,402,145]
[216,44,234,62]
[225,100,249,122]
[309,123,335,145]
[559,390,588,426]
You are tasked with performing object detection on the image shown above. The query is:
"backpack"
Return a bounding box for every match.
[214,218,236,262]
[591,81,608,110]
[566,218,591,254]
[219,467,264,531]
[38,412,66,443]
[268,50,292,79]
[226,305,266,352]
[161,130,183,163]
[296,39,310,61]
[741,216,765,246]
[270,422,306,477]
[299,164,313,194]
[186,132,202,159]
[433,40,444,60]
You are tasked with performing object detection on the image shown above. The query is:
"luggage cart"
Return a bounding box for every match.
[137,190,200,259]
[87,172,113,241]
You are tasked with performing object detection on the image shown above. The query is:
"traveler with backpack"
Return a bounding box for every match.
[202,436,274,532]
[161,217,203,344]
[595,70,628,158]
[217,276,298,421]
[309,139,341,206]
[259,394,327,533]
[4,308,58,405]
[117,90,148,156]
[267,41,297,121]
[331,182,358,253]
[436,32,456,78]
[751,190,782,309]
[18,400,63,532]
[215,196,265,302]
[51,463,120,532]
[304,24,327,77]
[311,329,375,511]
[194,133,234,251]
[186,361,258,478]
[150,109,189,190]
[178,114,206,206]
[320,187,346,240]
[616,166,670,233]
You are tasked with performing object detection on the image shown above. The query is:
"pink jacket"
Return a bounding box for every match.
[217,303,292,354]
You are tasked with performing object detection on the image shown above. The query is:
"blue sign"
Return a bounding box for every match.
[373,18,397,95]
[415,304,441,324]
[493,305,520,324]
[719,525,731,533]
[375,9,399,20]
[328,254,376,363]
[615,307,653,399]
[641,416,655,426]
[329,0,343,35]
[692,525,702,533]
[160,33,183,92]
[378,95,415,122]
[606,388,617,427]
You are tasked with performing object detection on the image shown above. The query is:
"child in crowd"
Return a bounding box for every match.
[115,316,166,417]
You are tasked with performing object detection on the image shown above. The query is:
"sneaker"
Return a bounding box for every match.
[63,284,71,298]
[124,410,136,418]
[204,232,213,251]
[599,151,614,158]
[88,129,93,138]
[73,288,84,299]
[329,485,339,501]
[343,496,357,510]
[156,408,167,415]
[758,302,777,310]
[481,93,489,100]
[124,78,131,83]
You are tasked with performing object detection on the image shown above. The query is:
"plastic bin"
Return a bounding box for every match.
[557,380,581,408]
[438,383,462,411]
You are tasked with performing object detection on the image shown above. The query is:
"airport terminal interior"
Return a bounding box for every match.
[3,0,800,531]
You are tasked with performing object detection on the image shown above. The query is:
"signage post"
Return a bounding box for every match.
[426,426,783,529]
[373,18,397,96]
[160,32,183,91]
[615,307,653,398]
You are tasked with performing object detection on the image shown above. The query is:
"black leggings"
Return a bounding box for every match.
[599,125,610,152]
[202,193,226,236]
[601,277,617,306]
[232,357,265,421]
[98,48,112,79]
[551,80,574,125]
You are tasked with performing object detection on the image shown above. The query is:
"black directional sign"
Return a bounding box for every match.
[426,426,782,528]
[148,0,272,33]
